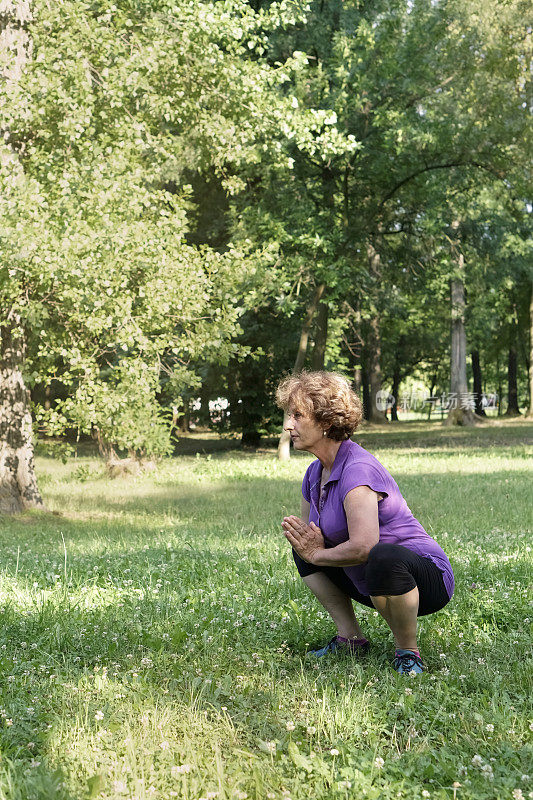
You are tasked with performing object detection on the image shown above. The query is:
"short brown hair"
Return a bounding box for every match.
[276,370,363,441]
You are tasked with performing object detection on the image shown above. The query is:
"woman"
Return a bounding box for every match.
[277,371,454,675]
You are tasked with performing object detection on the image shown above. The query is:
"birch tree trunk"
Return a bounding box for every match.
[0,2,44,512]
[0,318,44,512]
[445,222,479,426]
[277,284,325,460]
[365,243,387,423]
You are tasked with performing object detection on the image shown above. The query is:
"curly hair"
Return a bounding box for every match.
[276,371,363,441]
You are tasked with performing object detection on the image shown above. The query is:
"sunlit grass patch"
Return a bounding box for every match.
[0,422,531,799]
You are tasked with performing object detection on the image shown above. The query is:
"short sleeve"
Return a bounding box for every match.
[339,462,389,503]
[301,464,312,502]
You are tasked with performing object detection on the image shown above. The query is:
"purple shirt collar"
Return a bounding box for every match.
[322,438,353,486]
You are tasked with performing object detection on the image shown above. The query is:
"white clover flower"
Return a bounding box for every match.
[513,790,524,800]
[480,764,493,779]
[405,688,413,695]
[330,748,340,756]
[94,710,104,721]
[306,726,316,735]
[285,721,296,731]
[422,791,430,798]
[485,724,494,732]
[374,756,384,769]
[171,764,192,776]
[159,741,170,750]
[471,755,483,767]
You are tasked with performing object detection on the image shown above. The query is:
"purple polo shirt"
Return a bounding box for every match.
[302,439,454,598]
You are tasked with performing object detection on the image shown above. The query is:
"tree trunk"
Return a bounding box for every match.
[0,319,44,513]
[345,298,363,399]
[390,370,400,422]
[353,363,362,396]
[178,401,191,432]
[496,350,502,416]
[445,222,479,426]
[471,350,486,417]
[365,243,387,423]
[91,427,118,462]
[278,284,326,460]
[427,375,437,420]
[311,302,329,371]
[367,314,387,423]
[199,377,211,426]
[0,4,43,513]
[505,335,520,416]
[527,283,533,417]
[361,361,371,421]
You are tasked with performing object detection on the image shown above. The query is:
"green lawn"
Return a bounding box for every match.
[0,421,531,800]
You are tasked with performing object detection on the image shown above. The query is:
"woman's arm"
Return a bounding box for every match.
[311,485,380,566]
[283,486,379,567]
[301,498,310,525]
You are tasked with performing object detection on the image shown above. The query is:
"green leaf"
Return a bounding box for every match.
[287,742,313,773]
[87,774,105,799]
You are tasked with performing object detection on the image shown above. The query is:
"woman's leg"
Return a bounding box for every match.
[365,544,450,653]
[369,587,419,650]
[292,549,372,642]
[303,572,366,639]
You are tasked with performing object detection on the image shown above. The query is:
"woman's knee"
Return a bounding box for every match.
[367,543,400,569]
[365,544,416,596]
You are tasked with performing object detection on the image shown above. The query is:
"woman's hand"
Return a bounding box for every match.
[282,515,325,564]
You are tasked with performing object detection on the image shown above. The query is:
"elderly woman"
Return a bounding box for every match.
[277,371,454,675]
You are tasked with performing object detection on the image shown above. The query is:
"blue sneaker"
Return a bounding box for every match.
[308,636,370,657]
[393,649,425,675]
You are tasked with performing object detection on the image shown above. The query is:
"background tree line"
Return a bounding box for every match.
[1,0,531,510]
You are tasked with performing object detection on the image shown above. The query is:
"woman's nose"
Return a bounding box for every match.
[284,416,294,431]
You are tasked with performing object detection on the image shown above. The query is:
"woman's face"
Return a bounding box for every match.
[284,406,325,452]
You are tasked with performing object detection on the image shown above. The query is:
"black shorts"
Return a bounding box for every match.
[293,542,450,617]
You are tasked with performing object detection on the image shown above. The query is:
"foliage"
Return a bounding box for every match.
[1,0,302,456]
[1,0,531,452]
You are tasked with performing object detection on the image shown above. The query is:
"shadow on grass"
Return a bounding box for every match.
[22,465,530,541]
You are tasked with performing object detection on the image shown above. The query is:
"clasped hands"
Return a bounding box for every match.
[281,515,325,564]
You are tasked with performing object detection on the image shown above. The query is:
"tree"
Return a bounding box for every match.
[225,0,531,432]
[0,0,294,509]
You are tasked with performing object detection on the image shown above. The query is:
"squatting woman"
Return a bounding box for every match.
[277,371,454,675]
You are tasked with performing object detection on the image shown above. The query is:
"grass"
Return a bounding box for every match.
[0,420,532,800]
